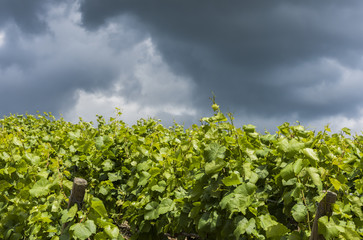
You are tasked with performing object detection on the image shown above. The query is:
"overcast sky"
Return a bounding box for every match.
[1,0,363,134]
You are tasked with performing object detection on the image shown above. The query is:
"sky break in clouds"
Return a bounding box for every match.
[1,0,363,134]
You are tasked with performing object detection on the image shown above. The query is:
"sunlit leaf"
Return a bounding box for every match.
[70,220,96,240]
[291,202,307,222]
[29,178,52,197]
[302,148,319,166]
[222,171,242,186]
[307,167,323,191]
[204,142,226,162]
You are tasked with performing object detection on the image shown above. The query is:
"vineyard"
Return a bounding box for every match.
[1,105,363,239]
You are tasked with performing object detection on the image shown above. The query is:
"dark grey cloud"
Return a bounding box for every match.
[0,41,120,116]
[79,0,363,126]
[0,0,61,34]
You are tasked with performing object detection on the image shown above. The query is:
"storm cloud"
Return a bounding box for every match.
[1,0,363,133]
[79,1,363,118]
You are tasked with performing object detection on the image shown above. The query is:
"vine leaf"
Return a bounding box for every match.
[291,202,307,222]
[70,220,96,240]
[307,167,323,191]
[29,178,52,197]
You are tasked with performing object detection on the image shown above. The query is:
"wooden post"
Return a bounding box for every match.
[309,191,337,240]
[67,177,88,209]
[62,177,88,232]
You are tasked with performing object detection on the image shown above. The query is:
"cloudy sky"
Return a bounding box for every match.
[1,0,363,134]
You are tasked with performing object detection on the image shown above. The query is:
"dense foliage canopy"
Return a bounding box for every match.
[1,105,363,239]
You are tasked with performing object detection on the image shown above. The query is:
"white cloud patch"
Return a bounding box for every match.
[307,109,363,135]
[0,31,5,47]
[64,37,197,126]
[65,87,197,126]
[233,110,363,136]
[131,38,196,107]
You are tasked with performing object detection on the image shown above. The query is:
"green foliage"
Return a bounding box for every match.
[0,108,363,239]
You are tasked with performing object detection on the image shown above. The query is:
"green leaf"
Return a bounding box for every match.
[0,180,12,191]
[348,195,363,220]
[266,223,289,238]
[302,148,319,166]
[68,130,81,140]
[278,138,305,154]
[245,218,256,235]
[108,172,122,182]
[61,204,78,224]
[149,167,161,177]
[151,181,166,193]
[243,124,256,133]
[204,142,226,162]
[98,185,109,195]
[293,158,303,175]
[307,167,323,191]
[330,177,342,191]
[318,216,341,239]
[84,220,96,234]
[138,171,151,186]
[95,135,113,150]
[12,137,22,146]
[291,202,307,222]
[222,171,242,186]
[288,231,303,240]
[91,198,108,218]
[29,178,52,197]
[258,214,276,230]
[324,125,331,132]
[246,148,258,161]
[102,160,114,171]
[208,112,228,122]
[95,136,104,150]
[205,159,226,175]
[233,217,256,238]
[144,201,159,220]
[280,163,294,181]
[233,217,248,237]
[157,198,175,215]
[243,163,259,184]
[198,211,219,232]
[136,161,152,172]
[342,127,351,135]
[94,232,109,240]
[95,218,113,229]
[104,224,120,238]
[24,152,41,165]
[70,221,96,240]
[220,183,256,215]
[340,226,361,240]
[258,214,289,237]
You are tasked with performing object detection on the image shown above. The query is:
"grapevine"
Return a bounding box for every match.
[0,106,362,239]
